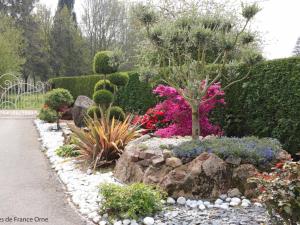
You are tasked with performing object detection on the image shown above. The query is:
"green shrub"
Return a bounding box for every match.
[93,89,114,106]
[109,106,125,121]
[100,183,165,219]
[213,57,300,155]
[87,106,101,118]
[108,72,129,86]
[49,75,103,99]
[94,79,115,93]
[115,72,157,113]
[45,88,74,111]
[38,107,58,123]
[93,51,118,74]
[56,145,79,157]
[173,136,282,169]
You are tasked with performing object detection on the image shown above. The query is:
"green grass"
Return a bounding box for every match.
[0,93,45,110]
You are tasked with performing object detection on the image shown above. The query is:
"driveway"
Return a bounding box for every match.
[0,119,86,225]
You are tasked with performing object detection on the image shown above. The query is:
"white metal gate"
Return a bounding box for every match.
[0,73,45,118]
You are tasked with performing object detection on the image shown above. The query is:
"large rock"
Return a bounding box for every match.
[72,96,94,127]
[114,137,233,199]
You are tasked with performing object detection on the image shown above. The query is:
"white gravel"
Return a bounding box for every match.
[34,120,119,224]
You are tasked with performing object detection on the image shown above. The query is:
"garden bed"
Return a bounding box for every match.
[35,120,274,225]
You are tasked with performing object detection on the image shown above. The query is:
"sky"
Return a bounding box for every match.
[39,0,300,60]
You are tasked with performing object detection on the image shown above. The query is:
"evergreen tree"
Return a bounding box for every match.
[50,5,89,76]
[293,37,300,56]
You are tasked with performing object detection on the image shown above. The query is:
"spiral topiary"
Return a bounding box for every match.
[87,106,101,118]
[93,89,114,106]
[94,79,115,93]
[108,72,129,87]
[109,106,125,121]
[93,51,119,75]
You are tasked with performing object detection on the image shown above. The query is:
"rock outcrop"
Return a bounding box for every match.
[72,96,94,127]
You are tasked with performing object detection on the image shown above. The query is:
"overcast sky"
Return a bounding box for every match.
[40,0,300,60]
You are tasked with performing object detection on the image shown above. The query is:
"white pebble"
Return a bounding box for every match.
[177,197,186,205]
[99,221,107,225]
[167,197,176,204]
[123,219,131,225]
[143,217,155,225]
[114,221,122,225]
[215,199,223,205]
[199,204,206,210]
[254,202,263,207]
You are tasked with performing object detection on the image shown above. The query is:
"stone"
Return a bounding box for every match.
[215,199,223,205]
[230,197,241,207]
[130,220,138,225]
[219,194,227,200]
[139,149,158,160]
[152,156,165,166]
[177,197,186,205]
[99,221,107,225]
[72,95,94,127]
[167,197,176,204]
[199,204,206,210]
[186,200,198,208]
[87,169,93,175]
[225,155,241,165]
[114,221,122,225]
[227,188,242,198]
[143,217,154,225]
[254,202,263,207]
[165,157,182,168]
[225,197,231,202]
[93,217,101,223]
[163,150,173,159]
[123,219,131,225]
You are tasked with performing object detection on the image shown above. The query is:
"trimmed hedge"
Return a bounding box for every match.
[214,57,300,154]
[49,72,157,114]
[49,75,103,99]
[115,72,157,114]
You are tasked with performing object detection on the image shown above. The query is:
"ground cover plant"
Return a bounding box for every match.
[172,136,282,168]
[56,145,79,158]
[38,106,58,123]
[99,183,166,219]
[249,161,300,225]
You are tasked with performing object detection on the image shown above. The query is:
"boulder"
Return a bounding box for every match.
[72,96,94,127]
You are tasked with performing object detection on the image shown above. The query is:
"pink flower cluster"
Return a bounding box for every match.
[152,83,225,138]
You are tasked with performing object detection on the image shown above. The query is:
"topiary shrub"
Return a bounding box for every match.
[93,89,114,106]
[94,79,115,93]
[99,183,165,219]
[44,88,74,129]
[109,106,125,121]
[108,72,129,87]
[93,51,119,75]
[87,106,101,118]
[38,107,58,123]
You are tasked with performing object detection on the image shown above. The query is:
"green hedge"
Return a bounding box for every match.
[49,72,157,114]
[214,57,300,154]
[115,72,157,113]
[49,75,103,99]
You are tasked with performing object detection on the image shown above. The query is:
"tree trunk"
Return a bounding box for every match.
[56,112,60,130]
[191,104,200,140]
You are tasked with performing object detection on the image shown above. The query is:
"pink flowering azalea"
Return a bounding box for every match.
[152,83,225,138]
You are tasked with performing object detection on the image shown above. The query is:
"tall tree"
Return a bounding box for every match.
[50,5,89,76]
[293,37,300,56]
[0,13,24,75]
[57,0,77,24]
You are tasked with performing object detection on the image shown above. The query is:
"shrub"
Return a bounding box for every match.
[44,88,74,129]
[115,72,158,113]
[213,57,300,155]
[249,161,300,225]
[173,136,282,168]
[69,113,140,169]
[109,106,125,121]
[38,107,58,123]
[135,84,224,137]
[87,106,101,118]
[100,183,165,219]
[94,79,115,93]
[108,72,129,86]
[49,75,103,99]
[56,145,79,158]
[93,51,118,75]
[93,89,114,106]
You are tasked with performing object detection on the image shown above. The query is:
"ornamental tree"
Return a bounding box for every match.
[135,3,262,140]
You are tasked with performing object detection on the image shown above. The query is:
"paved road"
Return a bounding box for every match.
[0,119,86,225]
